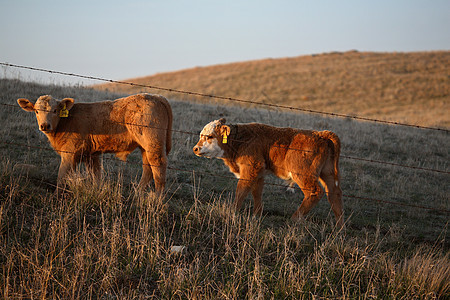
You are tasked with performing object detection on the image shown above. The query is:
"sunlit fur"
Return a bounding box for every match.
[193,118,343,227]
[18,94,173,193]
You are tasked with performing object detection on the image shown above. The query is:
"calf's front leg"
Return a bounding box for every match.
[57,154,76,189]
[233,163,265,215]
[251,177,264,216]
[233,179,252,212]
[84,155,101,181]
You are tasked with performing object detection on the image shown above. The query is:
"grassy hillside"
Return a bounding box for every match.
[1,78,449,298]
[95,51,450,129]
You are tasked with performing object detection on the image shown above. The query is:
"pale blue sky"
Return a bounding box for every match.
[1,0,449,85]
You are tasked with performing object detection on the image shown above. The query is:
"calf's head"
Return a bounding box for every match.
[17,95,74,133]
[193,118,231,158]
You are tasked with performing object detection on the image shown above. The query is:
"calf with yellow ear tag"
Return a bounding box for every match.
[17,95,74,132]
[193,118,344,227]
[192,118,230,159]
[17,93,173,194]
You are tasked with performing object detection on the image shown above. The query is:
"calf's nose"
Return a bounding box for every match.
[193,146,200,154]
[40,123,50,131]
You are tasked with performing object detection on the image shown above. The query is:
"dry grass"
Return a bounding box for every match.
[0,78,449,298]
[95,51,450,128]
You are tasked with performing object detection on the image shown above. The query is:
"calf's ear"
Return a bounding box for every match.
[17,98,35,112]
[220,125,231,136]
[61,98,75,110]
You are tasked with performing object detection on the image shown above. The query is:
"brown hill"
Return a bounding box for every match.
[94,51,450,128]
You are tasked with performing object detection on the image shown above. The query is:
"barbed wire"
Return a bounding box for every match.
[2,139,449,214]
[339,155,449,174]
[1,62,448,133]
[1,62,448,213]
[1,102,448,175]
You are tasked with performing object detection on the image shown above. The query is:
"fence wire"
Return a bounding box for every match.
[1,62,448,133]
[1,139,449,214]
[0,62,448,214]
[0,102,448,175]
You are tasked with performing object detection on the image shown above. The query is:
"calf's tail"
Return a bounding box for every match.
[166,120,172,155]
[162,99,173,155]
[318,130,341,186]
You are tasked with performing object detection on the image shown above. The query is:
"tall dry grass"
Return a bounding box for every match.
[1,163,448,298]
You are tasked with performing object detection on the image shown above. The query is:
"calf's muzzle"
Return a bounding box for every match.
[40,123,51,132]
[193,145,201,156]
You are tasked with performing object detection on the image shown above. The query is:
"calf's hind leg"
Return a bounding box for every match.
[138,149,154,191]
[291,175,324,221]
[139,149,167,193]
[319,173,343,227]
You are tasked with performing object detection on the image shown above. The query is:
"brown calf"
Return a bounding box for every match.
[193,119,343,226]
[18,93,172,192]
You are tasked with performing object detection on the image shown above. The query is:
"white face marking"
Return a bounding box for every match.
[199,138,224,158]
[200,120,219,136]
[194,120,225,158]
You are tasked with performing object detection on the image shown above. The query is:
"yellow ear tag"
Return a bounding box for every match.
[59,104,69,118]
[222,133,228,144]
